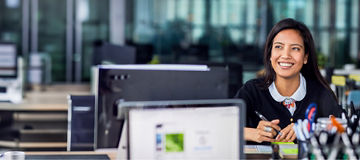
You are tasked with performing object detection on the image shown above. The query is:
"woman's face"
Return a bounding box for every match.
[270,29,308,80]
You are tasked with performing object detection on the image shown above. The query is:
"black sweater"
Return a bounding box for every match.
[235,78,342,130]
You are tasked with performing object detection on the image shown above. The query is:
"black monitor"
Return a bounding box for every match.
[95,64,229,148]
[0,43,17,78]
[93,41,136,65]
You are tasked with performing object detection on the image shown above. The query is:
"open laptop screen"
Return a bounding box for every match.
[124,99,245,159]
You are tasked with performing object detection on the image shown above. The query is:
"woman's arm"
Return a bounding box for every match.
[245,127,273,143]
[244,119,281,143]
[276,123,297,142]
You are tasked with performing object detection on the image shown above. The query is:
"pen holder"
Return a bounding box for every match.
[4,151,25,160]
[298,139,310,160]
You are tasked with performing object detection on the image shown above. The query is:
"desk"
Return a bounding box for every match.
[0,141,67,149]
[23,146,294,160]
[0,84,90,111]
[26,148,118,160]
[0,84,90,150]
[26,148,295,160]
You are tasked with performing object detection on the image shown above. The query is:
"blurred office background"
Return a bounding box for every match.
[0,0,359,85]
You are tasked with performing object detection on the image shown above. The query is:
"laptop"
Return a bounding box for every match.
[118,99,245,159]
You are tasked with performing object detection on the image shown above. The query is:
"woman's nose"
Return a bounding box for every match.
[280,47,291,59]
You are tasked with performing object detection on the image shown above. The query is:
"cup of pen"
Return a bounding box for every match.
[3,151,25,160]
[297,139,310,159]
[294,119,311,160]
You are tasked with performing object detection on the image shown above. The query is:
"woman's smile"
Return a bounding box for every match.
[270,29,308,79]
[278,62,294,68]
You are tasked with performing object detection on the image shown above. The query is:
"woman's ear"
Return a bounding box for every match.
[304,53,309,64]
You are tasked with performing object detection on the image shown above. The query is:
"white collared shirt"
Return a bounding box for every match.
[268,74,307,115]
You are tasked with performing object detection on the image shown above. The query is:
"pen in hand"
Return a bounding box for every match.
[255,110,269,121]
[255,110,282,136]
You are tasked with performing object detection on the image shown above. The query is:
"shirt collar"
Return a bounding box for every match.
[269,73,307,102]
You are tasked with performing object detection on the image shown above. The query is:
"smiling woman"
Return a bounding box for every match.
[271,29,308,96]
[235,18,342,144]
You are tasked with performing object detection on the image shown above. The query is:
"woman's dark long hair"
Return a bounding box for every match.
[263,18,337,100]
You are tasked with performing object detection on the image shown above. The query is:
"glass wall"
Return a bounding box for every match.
[0,0,110,82]
[128,0,263,67]
[35,0,109,82]
[79,0,109,81]
[1,0,110,83]
[126,0,360,71]
[1,0,360,83]
[0,0,22,53]
[38,0,67,81]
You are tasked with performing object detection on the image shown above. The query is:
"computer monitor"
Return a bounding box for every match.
[121,99,245,159]
[0,43,17,77]
[95,64,229,148]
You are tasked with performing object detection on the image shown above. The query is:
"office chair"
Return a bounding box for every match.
[347,90,360,110]
[92,41,136,65]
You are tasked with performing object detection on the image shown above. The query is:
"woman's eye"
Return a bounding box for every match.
[274,45,282,49]
[292,47,300,51]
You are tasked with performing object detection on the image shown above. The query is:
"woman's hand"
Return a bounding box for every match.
[276,123,296,142]
[245,119,281,143]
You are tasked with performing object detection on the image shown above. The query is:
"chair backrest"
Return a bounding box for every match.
[93,42,136,65]
[347,90,360,109]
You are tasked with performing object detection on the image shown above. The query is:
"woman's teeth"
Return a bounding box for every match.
[279,62,293,67]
